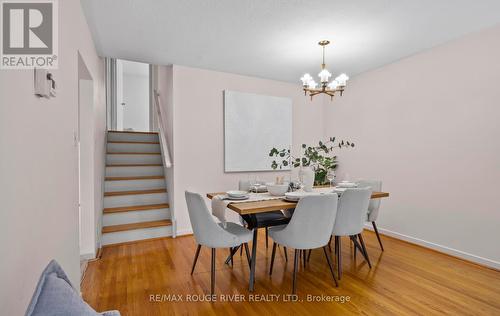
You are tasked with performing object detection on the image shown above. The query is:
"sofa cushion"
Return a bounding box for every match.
[25,260,120,316]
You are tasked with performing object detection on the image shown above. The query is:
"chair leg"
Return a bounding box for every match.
[265,227,269,249]
[328,236,332,252]
[323,246,338,287]
[358,233,372,268]
[240,245,243,256]
[307,249,312,262]
[190,244,201,275]
[292,249,299,294]
[211,248,216,295]
[229,248,234,266]
[283,247,288,262]
[244,243,251,268]
[353,239,357,260]
[302,249,306,268]
[335,236,342,279]
[269,242,277,275]
[372,221,384,251]
[224,245,240,265]
[350,235,363,260]
[334,235,338,255]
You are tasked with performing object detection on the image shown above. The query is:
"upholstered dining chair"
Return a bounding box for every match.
[357,179,384,250]
[332,188,372,279]
[185,191,253,295]
[268,195,339,294]
[239,180,290,256]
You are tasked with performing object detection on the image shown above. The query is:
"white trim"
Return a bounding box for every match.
[364,224,500,270]
[80,252,95,261]
[176,227,193,237]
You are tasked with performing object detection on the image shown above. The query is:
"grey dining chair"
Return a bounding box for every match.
[185,191,253,295]
[268,195,339,294]
[357,179,384,250]
[239,180,290,254]
[332,188,372,279]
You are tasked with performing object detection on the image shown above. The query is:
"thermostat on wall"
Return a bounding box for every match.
[34,68,56,98]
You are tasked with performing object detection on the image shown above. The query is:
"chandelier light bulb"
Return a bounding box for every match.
[308,80,318,89]
[300,73,313,86]
[318,69,332,83]
[328,80,339,90]
[335,73,349,86]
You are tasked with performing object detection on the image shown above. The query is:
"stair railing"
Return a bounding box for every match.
[153,89,175,237]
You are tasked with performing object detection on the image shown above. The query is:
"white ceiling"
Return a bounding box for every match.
[82,0,500,83]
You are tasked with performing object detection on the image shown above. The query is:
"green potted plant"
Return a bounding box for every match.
[269,137,354,185]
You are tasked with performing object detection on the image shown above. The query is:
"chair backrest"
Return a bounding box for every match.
[357,180,382,222]
[185,191,241,248]
[276,195,338,249]
[332,188,372,236]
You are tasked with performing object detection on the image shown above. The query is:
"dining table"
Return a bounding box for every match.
[206,187,390,292]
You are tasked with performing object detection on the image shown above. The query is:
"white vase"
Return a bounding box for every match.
[299,166,314,192]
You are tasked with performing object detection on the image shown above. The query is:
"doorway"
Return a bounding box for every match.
[107,59,152,131]
[78,53,96,261]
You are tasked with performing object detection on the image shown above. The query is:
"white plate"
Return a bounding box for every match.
[225,195,249,200]
[226,190,248,197]
[336,182,358,188]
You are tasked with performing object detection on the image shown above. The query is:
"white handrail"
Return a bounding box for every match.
[153,89,175,237]
[153,89,172,168]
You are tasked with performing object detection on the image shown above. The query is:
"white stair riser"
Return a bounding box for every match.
[107,132,159,143]
[105,166,164,177]
[107,142,160,153]
[101,225,172,246]
[104,192,168,208]
[105,179,166,192]
[103,208,170,226]
[106,154,162,165]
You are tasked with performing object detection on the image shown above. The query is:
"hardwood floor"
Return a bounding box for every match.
[82,230,500,315]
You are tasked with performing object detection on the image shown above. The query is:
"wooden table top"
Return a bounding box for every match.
[206,190,389,215]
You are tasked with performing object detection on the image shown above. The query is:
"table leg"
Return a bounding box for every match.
[249,229,258,292]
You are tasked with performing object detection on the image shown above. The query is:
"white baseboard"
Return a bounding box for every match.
[176,227,193,237]
[80,252,96,261]
[364,223,500,270]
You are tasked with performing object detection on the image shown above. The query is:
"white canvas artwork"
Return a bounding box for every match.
[224,90,292,172]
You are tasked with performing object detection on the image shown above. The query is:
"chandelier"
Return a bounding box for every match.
[300,40,349,100]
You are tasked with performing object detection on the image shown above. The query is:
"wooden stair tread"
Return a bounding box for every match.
[103,203,170,214]
[108,130,158,135]
[108,141,160,144]
[104,188,167,197]
[106,164,163,167]
[105,175,165,181]
[102,219,172,233]
[107,152,161,155]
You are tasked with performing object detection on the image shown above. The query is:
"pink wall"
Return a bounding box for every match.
[156,26,500,269]
[169,65,327,235]
[326,25,500,268]
[0,0,105,313]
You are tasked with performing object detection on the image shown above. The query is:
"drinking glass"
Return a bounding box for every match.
[327,170,335,188]
[249,175,259,193]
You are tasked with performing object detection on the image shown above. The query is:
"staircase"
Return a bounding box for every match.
[101,130,172,246]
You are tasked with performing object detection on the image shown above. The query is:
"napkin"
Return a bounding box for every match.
[211,195,227,228]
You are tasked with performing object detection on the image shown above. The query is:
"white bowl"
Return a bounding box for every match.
[227,190,248,197]
[266,183,289,196]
